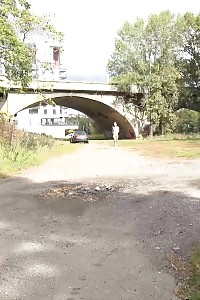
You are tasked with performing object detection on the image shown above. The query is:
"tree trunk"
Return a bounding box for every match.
[161,125,166,136]
[159,122,165,136]
[149,123,154,138]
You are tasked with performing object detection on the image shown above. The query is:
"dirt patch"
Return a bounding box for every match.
[0,141,199,299]
[37,182,122,203]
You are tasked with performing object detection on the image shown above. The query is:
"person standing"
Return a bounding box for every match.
[112,122,119,147]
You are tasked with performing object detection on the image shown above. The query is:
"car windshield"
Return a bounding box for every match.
[75,131,87,135]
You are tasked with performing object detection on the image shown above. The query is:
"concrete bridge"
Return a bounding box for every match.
[0,79,143,139]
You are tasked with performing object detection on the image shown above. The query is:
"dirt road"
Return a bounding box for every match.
[0,141,199,300]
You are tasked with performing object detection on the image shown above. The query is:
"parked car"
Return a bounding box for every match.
[65,133,73,141]
[70,131,89,143]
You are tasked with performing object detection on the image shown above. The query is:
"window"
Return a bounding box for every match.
[53,47,60,66]
[44,109,47,115]
[60,109,62,115]
[53,109,56,115]
[29,108,38,114]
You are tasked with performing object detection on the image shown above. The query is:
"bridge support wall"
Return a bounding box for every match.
[0,91,140,139]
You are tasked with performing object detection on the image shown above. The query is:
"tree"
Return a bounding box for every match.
[177,13,200,112]
[0,0,63,88]
[108,11,182,137]
[175,109,200,134]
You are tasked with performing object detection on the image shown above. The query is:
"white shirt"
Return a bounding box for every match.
[112,125,119,135]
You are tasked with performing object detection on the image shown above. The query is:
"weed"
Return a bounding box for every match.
[0,117,79,177]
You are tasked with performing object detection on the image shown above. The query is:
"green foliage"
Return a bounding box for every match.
[178,247,200,300]
[178,13,200,111]
[0,116,55,163]
[17,9,63,43]
[0,116,79,177]
[108,11,200,137]
[67,115,103,136]
[0,0,63,88]
[175,109,200,134]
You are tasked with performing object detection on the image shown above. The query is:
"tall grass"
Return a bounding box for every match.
[178,247,200,300]
[0,116,77,177]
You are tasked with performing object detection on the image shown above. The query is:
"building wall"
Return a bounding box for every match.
[0,63,5,76]
[33,41,67,81]
[16,105,79,138]
[1,41,67,81]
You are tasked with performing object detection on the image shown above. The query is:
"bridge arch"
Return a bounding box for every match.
[16,94,136,139]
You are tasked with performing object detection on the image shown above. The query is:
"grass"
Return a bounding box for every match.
[189,248,200,300]
[115,135,200,159]
[178,247,200,300]
[89,134,109,140]
[0,141,80,178]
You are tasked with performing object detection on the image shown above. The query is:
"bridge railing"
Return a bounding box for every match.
[1,76,139,94]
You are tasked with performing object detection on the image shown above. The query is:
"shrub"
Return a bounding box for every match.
[175,109,200,134]
[0,116,55,162]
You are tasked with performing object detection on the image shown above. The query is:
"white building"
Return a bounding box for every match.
[30,41,67,81]
[16,105,79,139]
[0,41,67,81]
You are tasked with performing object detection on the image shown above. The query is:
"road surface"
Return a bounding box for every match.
[0,141,199,300]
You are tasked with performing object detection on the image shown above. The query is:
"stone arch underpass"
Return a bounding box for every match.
[7,92,137,139]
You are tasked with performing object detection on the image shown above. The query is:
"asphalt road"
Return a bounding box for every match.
[0,141,199,300]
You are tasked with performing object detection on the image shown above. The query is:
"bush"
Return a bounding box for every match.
[0,116,55,162]
[175,109,200,134]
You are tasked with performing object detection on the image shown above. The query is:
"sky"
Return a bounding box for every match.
[30,0,200,82]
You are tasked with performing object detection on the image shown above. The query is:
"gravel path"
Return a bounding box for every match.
[0,141,199,300]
